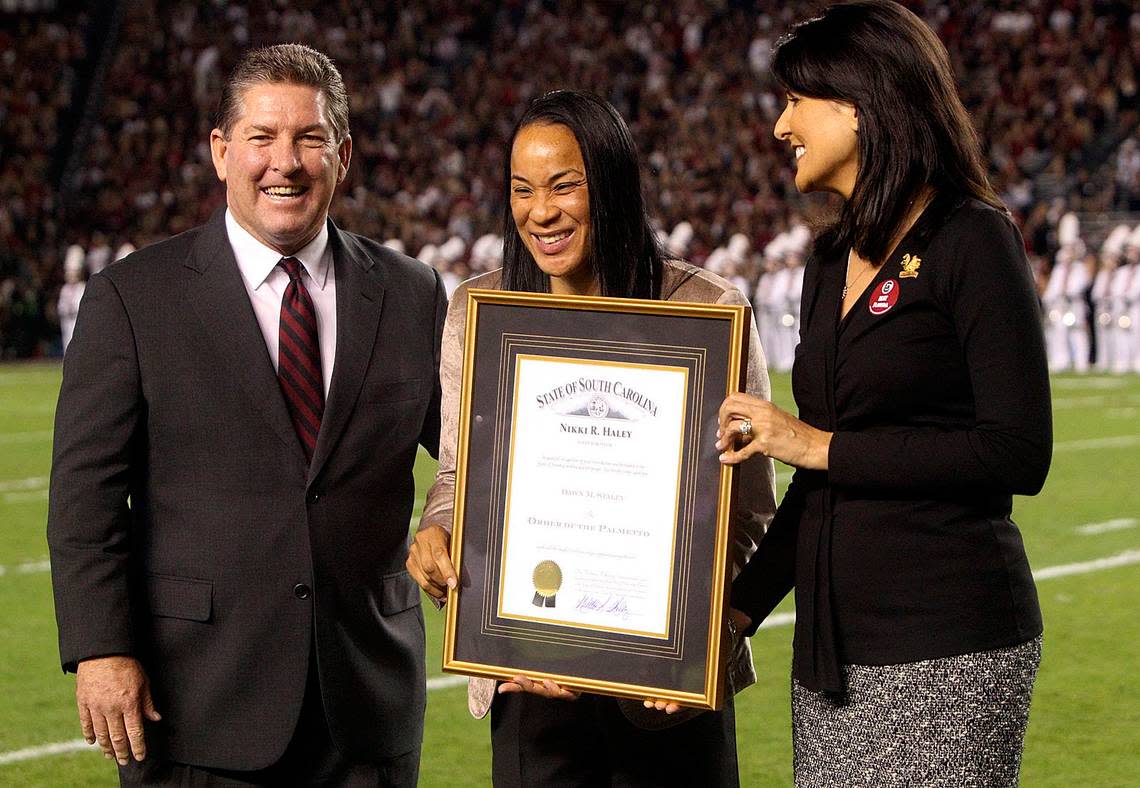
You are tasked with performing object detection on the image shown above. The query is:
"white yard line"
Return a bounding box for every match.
[426,675,468,691]
[1032,550,1140,580]
[0,559,51,577]
[1051,395,1110,409]
[1048,393,1140,409]
[1053,434,1140,451]
[757,611,796,629]
[0,740,91,765]
[0,430,53,445]
[1076,518,1137,535]
[1051,376,1127,390]
[3,489,48,504]
[0,477,47,492]
[0,477,48,504]
[3,548,1138,766]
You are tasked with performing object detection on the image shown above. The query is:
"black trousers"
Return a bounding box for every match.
[490,691,739,788]
[118,650,418,787]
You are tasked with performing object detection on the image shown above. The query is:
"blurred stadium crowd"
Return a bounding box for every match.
[2,0,1139,370]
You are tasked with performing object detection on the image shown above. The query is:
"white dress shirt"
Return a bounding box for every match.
[225,209,337,397]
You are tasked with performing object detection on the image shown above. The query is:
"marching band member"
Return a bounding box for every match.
[762,234,794,372]
[1123,226,1140,373]
[1042,213,1090,372]
[780,229,808,371]
[57,245,87,355]
[1092,225,1130,371]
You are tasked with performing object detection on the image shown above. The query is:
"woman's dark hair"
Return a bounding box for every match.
[501,90,663,299]
[772,0,1004,263]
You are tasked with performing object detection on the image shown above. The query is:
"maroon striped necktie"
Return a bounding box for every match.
[277,256,324,463]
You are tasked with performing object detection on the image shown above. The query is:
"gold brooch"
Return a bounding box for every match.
[900,253,921,279]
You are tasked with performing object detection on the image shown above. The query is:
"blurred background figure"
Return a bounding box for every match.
[779,228,807,373]
[56,244,86,354]
[667,221,695,261]
[723,232,754,295]
[469,232,503,276]
[435,235,468,296]
[760,234,795,372]
[1092,224,1130,371]
[753,238,778,372]
[1119,226,1140,373]
[1043,213,1091,372]
[84,232,112,276]
[114,242,135,262]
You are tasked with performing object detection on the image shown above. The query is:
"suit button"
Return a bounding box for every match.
[307,492,320,504]
[293,583,311,600]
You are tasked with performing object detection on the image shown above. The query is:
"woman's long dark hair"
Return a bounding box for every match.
[501,90,663,299]
[772,0,1004,263]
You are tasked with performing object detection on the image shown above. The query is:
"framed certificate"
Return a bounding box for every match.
[442,289,750,710]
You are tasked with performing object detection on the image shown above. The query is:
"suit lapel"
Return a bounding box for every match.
[308,222,385,485]
[185,211,307,470]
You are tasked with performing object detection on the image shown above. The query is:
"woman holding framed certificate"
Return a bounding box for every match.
[717,2,1051,785]
[408,89,777,787]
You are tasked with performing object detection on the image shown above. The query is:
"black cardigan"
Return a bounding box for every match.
[731,198,1051,693]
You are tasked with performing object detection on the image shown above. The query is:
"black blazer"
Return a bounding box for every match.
[732,199,1051,693]
[47,210,445,769]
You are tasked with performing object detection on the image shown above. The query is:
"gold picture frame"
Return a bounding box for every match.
[442,289,749,710]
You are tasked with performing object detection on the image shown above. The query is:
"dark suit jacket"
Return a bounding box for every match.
[47,210,445,770]
[732,199,1048,693]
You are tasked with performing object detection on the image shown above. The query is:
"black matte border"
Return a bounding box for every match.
[451,300,737,698]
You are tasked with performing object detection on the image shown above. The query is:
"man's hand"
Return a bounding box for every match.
[76,655,161,765]
[406,524,457,601]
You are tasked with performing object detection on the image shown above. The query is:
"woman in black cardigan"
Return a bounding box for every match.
[716,2,1051,785]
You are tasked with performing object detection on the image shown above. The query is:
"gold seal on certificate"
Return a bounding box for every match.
[532,560,562,608]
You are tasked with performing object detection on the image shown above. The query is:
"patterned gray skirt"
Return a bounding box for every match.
[792,637,1042,788]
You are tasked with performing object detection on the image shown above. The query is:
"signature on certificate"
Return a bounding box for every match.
[575,593,632,621]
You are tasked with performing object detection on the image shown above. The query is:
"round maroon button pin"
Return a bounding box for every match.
[868,279,899,316]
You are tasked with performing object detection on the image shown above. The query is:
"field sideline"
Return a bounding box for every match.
[1,363,1137,785]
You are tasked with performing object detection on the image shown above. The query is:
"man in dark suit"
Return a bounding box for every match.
[47,44,443,785]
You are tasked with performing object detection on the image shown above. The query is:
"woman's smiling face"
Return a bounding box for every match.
[773,92,859,199]
[509,123,596,295]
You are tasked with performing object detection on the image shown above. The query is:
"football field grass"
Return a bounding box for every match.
[1,363,1136,785]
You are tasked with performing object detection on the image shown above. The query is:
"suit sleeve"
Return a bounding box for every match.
[419,268,447,459]
[46,272,143,671]
[827,210,1052,495]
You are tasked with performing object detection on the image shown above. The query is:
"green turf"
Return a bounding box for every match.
[1,364,1137,785]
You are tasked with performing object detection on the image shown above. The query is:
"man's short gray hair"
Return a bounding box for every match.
[214,43,350,143]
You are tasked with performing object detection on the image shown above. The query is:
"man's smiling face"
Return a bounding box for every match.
[210,81,351,255]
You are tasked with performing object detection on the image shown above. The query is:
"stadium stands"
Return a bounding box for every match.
[2,0,1138,360]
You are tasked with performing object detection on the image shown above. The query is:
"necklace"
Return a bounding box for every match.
[841,194,927,299]
[842,249,875,299]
